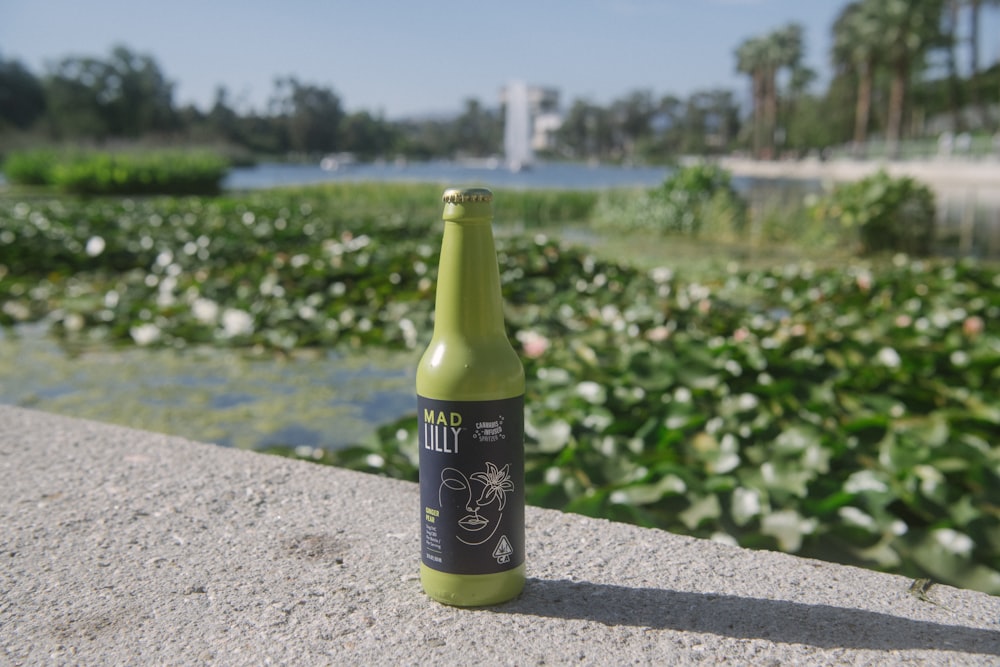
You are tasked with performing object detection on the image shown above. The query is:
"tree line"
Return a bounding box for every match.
[1,0,997,163]
[736,0,1000,159]
[0,45,745,162]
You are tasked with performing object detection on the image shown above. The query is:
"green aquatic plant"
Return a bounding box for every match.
[593,164,747,238]
[811,170,936,256]
[3,148,228,195]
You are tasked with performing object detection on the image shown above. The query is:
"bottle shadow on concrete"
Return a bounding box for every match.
[491,578,1000,656]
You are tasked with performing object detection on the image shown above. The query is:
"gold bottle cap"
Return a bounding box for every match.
[442,187,493,204]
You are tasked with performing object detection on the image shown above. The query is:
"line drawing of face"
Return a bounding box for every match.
[439,463,512,546]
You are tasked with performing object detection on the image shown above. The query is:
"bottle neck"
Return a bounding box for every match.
[432,219,506,339]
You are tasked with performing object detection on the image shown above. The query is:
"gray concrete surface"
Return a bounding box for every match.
[2,404,999,665]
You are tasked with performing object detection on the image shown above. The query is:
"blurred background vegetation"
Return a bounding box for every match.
[1,0,998,163]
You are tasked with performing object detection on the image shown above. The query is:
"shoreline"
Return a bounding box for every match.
[716,156,1000,204]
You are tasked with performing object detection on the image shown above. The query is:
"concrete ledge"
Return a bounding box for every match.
[2,404,999,665]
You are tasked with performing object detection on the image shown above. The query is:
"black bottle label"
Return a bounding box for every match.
[419,395,525,575]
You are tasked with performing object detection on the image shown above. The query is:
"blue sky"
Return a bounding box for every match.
[2,0,998,119]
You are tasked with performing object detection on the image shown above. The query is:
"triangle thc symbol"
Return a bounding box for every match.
[493,535,513,562]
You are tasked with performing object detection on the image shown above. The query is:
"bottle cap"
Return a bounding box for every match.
[442,188,493,203]
[442,187,493,222]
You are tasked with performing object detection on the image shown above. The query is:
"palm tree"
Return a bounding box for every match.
[966,0,1000,129]
[735,23,804,159]
[769,23,806,153]
[943,0,966,131]
[966,0,999,81]
[832,1,882,155]
[736,36,769,158]
[870,0,946,158]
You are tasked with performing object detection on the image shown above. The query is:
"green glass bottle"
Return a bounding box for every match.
[417,187,525,606]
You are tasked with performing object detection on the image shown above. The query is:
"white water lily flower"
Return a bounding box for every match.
[731,487,762,525]
[839,506,877,532]
[712,433,740,474]
[650,267,673,283]
[646,325,671,342]
[156,276,177,308]
[915,464,944,496]
[844,470,888,494]
[609,490,629,505]
[130,323,161,346]
[710,532,739,547]
[220,308,254,338]
[63,312,85,332]
[192,298,219,324]
[259,274,277,295]
[600,304,620,324]
[576,381,606,405]
[544,467,562,485]
[761,509,817,552]
[876,347,901,368]
[2,301,30,320]
[933,528,974,556]
[950,350,970,367]
[85,236,106,257]
[537,367,571,384]
[736,393,759,411]
[398,318,418,348]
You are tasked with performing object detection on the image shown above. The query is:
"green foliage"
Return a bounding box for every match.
[2,149,59,185]
[53,151,228,196]
[593,165,746,237]
[3,149,228,195]
[811,170,936,255]
[495,189,598,227]
[2,184,999,594]
[3,0,999,163]
[343,253,1000,596]
[0,184,590,347]
[43,45,177,140]
[0,56,47,130]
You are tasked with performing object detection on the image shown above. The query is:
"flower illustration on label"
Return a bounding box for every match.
[471,462,513,511]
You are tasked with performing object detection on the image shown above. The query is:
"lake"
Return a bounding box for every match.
[3,160,996,456]
[224,160,676,191]
[0,323,420,454]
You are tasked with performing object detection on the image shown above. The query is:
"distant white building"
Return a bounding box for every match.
[500,84,563,152]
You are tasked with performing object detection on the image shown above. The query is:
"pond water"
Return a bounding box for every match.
[4,161,997,453]
[0,324,419,453]
[224,160,674,191]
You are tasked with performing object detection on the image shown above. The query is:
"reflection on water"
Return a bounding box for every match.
[225,160,672,191]
[0,324,419,452]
